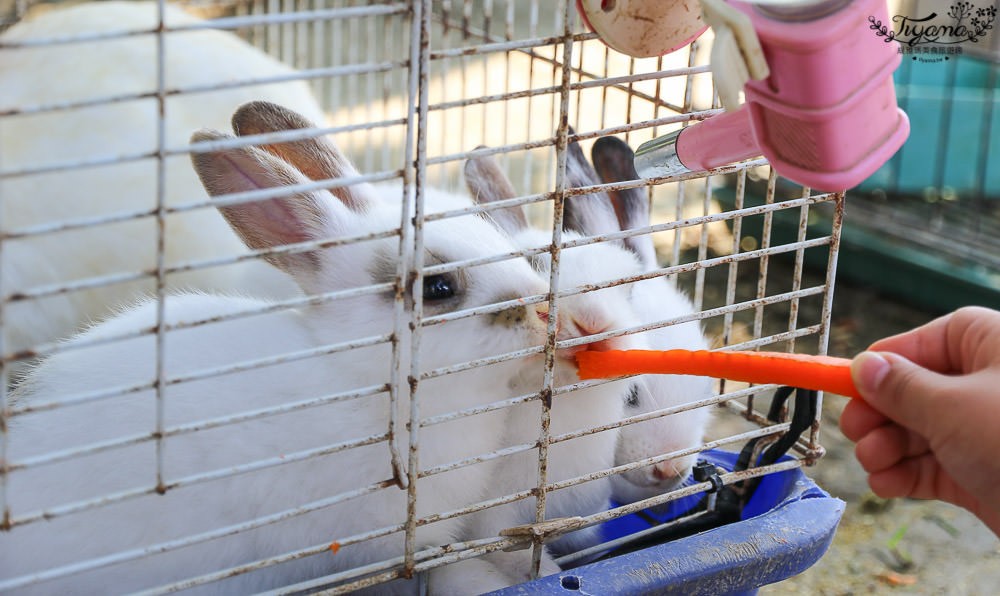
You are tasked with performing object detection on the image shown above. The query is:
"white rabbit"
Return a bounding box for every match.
[584,136,714,506]
[462,142,644,559]
[0,102,608,595]
[465,134,713,522]
[0,2,325,378]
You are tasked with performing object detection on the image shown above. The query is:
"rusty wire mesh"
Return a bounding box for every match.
[0,1,843,593]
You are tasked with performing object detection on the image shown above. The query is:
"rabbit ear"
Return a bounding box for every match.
[563,128,622,240]
[463,148,529,235]
[591,136,658,270]
[190,128,349,282]
[230,100,373,214]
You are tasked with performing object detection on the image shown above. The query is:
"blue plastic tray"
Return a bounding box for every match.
[487,449,845,596]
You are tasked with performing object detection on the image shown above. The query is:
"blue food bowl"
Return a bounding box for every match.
[488,449,845,596]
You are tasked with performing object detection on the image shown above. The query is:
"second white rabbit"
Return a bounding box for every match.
[1,2,324,377]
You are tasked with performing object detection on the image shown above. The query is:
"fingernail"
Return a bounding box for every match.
[852,351,889,395]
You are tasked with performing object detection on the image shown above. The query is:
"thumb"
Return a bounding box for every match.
[851,351,957,437]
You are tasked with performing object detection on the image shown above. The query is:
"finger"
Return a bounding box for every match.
[868,313,954,373]
[839,397,889,442]
[868,453,942,501]
[869,306,1000,374]
[854,424,929,474]
[871,455,999,526]
[851,351,961,439]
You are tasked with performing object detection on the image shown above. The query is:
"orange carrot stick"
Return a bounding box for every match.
[576,349,859,399]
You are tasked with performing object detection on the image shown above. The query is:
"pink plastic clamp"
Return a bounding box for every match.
[635,0,910,192]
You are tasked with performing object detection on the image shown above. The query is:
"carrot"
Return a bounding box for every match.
[576,349,859,399]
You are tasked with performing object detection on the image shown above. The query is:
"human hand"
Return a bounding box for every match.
[839,306,1000,538]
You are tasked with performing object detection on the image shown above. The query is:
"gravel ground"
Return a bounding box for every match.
[685,253,1000,595]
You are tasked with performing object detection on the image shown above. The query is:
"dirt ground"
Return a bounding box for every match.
[688,256,1000,595]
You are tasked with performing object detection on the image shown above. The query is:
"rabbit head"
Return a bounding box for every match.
[462,139,650,557]
[564,135,714,501]
[463,144,644,389]
[193,101,555,387]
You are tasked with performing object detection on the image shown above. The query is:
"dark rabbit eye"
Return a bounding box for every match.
[422,274,456,301]
[625,384,640,408]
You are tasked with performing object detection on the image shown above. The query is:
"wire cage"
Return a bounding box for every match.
[1,0,845,594]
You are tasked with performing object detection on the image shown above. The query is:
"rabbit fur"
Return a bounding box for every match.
[0,102,618,594]
[0,2,324,378]
[462,146,642,559]
[582,136,714,506]
[465,135,714,515]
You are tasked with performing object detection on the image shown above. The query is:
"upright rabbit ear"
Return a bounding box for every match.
[230,100,373,214]
[190,129,348,284]
[563,128,622,240]
[464,148,529,235]
[592,136,658,270]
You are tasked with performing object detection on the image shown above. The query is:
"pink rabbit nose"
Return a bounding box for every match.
[533,303,554,327]
[570,317,616,351]
[652,460,682,482]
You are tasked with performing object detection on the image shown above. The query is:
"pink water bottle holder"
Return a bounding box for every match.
[632,0,910,192]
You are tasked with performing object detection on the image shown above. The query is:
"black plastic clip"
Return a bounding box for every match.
[692,460,724,493]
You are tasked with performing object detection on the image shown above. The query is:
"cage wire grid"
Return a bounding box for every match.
[0,0,844,593]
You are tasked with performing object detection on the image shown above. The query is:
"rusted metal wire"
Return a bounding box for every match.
[810,191,847,453]
[0,4,409,49]
[0,11,8,534]
[3,283,393,369]
[403,0,432,578]
[1,62,404,119]
[525,0,573,576]
[7,384,387,472]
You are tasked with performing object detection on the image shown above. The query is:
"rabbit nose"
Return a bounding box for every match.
[533,302,550,323]
[529,302,556,331]
[651,460,683,482]
[568,317,616,351]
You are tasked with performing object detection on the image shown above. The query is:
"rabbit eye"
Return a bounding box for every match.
[422,274,456,301]
[625,384,640,408]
